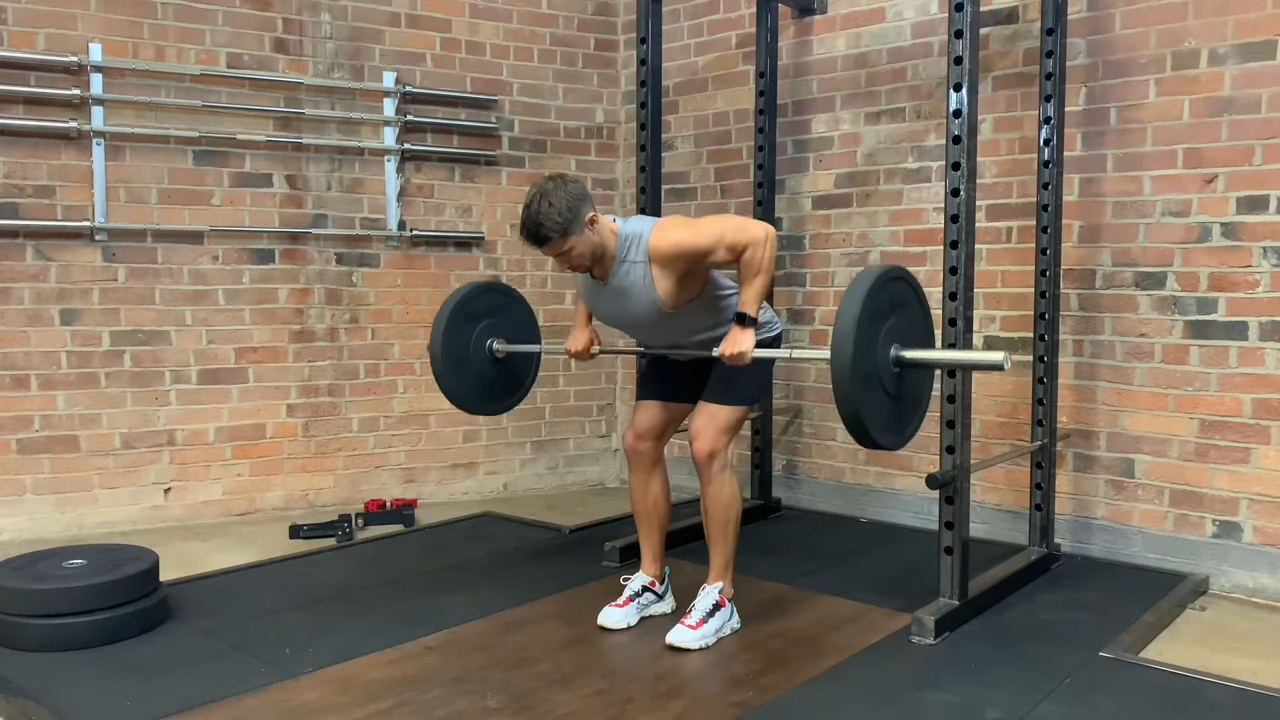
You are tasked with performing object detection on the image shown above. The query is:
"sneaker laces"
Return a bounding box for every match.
[681,582,723,624]
[612,572,655,604]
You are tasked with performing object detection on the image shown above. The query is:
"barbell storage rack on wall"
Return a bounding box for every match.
[0,44,500,247]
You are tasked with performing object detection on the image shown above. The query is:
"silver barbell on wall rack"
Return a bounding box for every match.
[0,115,497,159]
[0,83,500,134]
[0,49,498,105]
[0,218,485,243]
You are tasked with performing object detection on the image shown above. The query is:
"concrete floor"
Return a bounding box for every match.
[0,486,1276,696]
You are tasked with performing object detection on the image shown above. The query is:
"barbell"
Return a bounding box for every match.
[427,264,1011,451]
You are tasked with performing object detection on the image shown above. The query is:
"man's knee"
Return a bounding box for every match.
[623,421,668,462]
[687,424,734,475]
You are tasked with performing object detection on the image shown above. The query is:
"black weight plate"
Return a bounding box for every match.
[0,585,170,653]
[831,264,936,451]
[428,280,541,416]
[0,543,160,617]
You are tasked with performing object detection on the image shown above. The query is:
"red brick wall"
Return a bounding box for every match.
[623,0,1280,551]
[4,0,1280,558]
[0,0,625,538]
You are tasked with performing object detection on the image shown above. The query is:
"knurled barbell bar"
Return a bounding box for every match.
[428,264,1013,451]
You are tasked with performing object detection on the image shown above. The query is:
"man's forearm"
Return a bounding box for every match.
[574,294,594,328]
[735,224,776,318]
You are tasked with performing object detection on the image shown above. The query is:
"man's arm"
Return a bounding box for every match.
[574,292,594,328]
[648,214,777,318]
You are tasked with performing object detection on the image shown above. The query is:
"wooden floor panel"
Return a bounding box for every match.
[179,559,909,719]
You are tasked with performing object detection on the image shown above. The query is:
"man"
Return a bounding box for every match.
[518,173,782,651]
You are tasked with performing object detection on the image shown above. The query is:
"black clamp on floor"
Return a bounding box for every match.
[354,505,416,530]
[287,514,355,544]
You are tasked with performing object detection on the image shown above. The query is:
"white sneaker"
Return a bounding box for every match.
[596,568,677,630]
[664,581,741,650]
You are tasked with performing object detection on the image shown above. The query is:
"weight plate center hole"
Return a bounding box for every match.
[879,317,900,395]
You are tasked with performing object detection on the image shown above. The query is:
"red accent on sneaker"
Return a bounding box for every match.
[679,615,705,630]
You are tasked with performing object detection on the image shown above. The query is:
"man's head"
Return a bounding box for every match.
[519,173,607,275]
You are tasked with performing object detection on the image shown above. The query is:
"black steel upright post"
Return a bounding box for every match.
[1029,0,1067,550]
[750,0,779,507]
[936,0,980,606]
[636,0,662,217]
[910,0,1064,645]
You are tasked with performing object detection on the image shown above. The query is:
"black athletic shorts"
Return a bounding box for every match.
[634,332,781,408]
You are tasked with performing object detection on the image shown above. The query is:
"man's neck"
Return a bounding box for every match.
[589,218,619,282]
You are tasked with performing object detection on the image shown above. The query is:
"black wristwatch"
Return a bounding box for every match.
[732,311,758,329]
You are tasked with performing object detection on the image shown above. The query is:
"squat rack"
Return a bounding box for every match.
[604,0,1071,647]
[908,0,1068,645]
[601,0,827,568]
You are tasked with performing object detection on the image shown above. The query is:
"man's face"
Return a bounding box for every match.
[541,214,599,274]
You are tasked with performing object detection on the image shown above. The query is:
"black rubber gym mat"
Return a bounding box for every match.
[668,509,1020,612]
[1025,656,1280,719]
[739,554,1190,719]
[0,514,625,720]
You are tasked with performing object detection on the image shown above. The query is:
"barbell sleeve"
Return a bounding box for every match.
[487,341,1009,372]
[893,348,1011,371]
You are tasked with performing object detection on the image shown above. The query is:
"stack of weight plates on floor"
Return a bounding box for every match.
[0,543,170,652]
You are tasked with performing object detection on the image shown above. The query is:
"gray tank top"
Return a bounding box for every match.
[577,215,782,349]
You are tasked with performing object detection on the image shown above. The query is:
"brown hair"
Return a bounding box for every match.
[518,173,596,249]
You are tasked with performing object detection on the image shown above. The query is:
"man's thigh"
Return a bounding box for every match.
[698,332,781,410]
[635,352,715,406]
